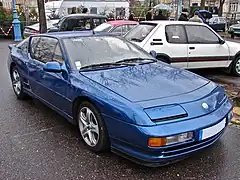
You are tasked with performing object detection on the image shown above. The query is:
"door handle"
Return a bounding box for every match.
[150,42,163,46]
[189,47,195,50]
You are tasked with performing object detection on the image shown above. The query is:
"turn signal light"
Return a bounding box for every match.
[148,137,167,147]
[148,132,193,147]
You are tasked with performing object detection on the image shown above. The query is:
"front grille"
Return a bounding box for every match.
[161,129,224,158]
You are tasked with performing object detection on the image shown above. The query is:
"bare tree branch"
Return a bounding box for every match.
[218,0,226,16]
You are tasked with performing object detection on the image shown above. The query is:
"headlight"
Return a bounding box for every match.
[144,105,187,122]
[227,111,233,121]
[148,132,193,147]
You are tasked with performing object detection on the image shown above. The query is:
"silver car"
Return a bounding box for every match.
[23,19,59,38]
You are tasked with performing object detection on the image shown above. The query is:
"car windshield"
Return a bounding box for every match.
[125,23,157,42]
[63,36,153,70]
[94,23,113,32]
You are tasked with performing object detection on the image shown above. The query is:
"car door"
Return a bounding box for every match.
[163,25,188,68]
[28,36,71,113]
[147,24,188,68]
[209,17,218,30]
[185,25,230,69]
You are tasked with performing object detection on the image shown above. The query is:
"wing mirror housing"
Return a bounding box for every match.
[150,50,157,58]
[43,62,62,73]
[219,38,225,45]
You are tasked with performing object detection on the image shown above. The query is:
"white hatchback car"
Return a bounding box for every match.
[125,21,240,76]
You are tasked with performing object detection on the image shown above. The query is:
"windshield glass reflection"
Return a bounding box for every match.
[63,36,153,70]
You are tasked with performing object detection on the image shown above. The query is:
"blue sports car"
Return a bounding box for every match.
[8,31,233,167]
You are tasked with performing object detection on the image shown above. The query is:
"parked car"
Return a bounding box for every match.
[209,17,226,31]
[48,14,107,32]
[94,20,138,36]
[23,19,59,38]
[198,10,212,24]
[8,32,233,167]
[124,21,240,76]
[228,23,240,38]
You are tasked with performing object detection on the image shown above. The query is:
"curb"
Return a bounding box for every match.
[231,107,240,125]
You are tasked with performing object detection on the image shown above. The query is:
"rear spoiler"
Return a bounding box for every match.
[8,44,16,51]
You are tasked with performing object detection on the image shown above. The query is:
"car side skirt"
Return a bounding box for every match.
[23,88,75,124]
[172,60,231,69]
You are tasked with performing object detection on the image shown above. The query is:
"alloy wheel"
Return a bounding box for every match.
[235,58,240,75]
[78,107,99,147]
[12,69,21,95]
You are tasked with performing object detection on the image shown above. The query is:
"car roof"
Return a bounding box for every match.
[107,20,139,26]
[139,20,208,26]
[32,30,112,39]
[64,13,107,18]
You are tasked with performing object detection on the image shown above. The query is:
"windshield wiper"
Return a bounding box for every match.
[116,58,157,65]
[80,62,134,70]
[130,38,142,42]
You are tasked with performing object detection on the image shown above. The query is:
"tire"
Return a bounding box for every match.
[10,66,27,100]
[231,56,240,77]
[77,101,109,152]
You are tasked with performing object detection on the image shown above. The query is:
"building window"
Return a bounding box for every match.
[230,3,238,12]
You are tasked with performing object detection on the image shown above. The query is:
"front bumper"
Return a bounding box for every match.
[112,127,226,167]
[229,29,240,35]
[105,98,232,167]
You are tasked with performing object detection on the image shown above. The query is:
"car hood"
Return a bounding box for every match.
[25,20,58,30]
[81,62,210,103]
[231,24,240,29]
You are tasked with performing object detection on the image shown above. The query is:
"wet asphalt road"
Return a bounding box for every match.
[0,40,240,180]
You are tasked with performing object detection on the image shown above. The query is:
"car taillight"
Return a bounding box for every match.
[32,30,39,34]
[24,28,39,34]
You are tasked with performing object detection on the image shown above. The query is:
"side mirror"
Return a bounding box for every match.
[219,39,225,45]
[47,27,59,33]
[150,50,157,58]
[43,62,62,73]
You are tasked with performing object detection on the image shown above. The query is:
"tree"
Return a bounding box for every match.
[218,0,225,16]
[37,0,47,33]
[200,0,205,9]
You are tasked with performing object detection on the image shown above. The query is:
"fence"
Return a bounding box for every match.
[0,20,38,38]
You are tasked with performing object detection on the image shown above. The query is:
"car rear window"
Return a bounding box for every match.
[94,23,113,32]
[125,23,157,42]
[219,17,226,23]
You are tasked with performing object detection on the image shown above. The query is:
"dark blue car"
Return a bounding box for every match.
[8,31,233,167]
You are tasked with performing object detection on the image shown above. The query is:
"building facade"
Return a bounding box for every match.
[1,0,37,9]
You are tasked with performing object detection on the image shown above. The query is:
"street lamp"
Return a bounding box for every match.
[12,0,22,41]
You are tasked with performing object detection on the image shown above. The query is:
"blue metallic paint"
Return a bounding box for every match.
[8,32,233,166]
[43,62,62,72]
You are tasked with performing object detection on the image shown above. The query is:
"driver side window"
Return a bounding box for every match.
[30,37,60,63]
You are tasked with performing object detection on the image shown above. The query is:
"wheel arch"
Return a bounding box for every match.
[10,62,16,73]
[233,51,240,60]
[72,95,101,125]
[156,53,171,64]
[228,51,240,76]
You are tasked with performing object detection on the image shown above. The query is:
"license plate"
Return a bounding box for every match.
[199,118,226,140]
